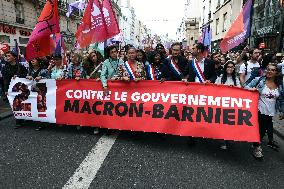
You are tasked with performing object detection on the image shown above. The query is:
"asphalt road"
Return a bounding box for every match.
[1,117,284,189]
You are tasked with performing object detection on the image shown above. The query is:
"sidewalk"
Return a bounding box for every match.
[273,117,284,140]
[0,98,13,120]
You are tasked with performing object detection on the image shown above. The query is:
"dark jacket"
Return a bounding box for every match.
[161,56,188,81]
[185,58,217,83]
[3,63,27,92]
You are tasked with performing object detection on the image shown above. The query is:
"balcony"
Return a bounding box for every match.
[16,17,24,24]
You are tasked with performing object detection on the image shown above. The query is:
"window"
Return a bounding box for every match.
[0,35,10,43]
[217,0,221,8]
[216,18,220,35]
[19,37,29,44]
[223,13,228,32]
[15,1,24,24]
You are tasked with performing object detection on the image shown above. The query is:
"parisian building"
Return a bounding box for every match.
[0,0,123,54]
[211,0,243,52]
[250,0,284,53]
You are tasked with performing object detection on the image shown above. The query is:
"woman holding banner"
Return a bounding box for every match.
[117,47,146,81]
[26,58,50,81]
[66,53,86,80]
[101,45,124,96]
[83,49,104,79]
[215,61,240,150]
[246,63,284,159]
[48,55,66,80]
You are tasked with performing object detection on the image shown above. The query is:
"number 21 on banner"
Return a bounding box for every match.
[11,82,47,117]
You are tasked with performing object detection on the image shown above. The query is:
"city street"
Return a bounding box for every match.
[0,116,284,189]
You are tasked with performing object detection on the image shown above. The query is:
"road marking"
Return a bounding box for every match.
[63,133,118,189]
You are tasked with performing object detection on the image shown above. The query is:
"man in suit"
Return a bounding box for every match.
[183,43,217,145]
[161,42,188,81]
[183,43,216,83]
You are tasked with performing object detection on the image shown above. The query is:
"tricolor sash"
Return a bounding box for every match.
[192,58,206,83]
[124,61,136,80]
[146,64,156,80]
[168,58,182,78]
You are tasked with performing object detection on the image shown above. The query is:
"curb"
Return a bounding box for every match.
[274,128,284,141]
[273,120,284,141]
[0,110,13,121]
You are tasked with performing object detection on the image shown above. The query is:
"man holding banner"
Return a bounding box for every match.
[183,43,217,145]
[185,43,216,84]
[160,42,188,82]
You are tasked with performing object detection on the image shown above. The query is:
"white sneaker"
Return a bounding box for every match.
[253,146,263,159]
[220,145,228,150]
[93,128,99,135]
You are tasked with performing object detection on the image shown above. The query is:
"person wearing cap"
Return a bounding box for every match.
[48,54,65,80]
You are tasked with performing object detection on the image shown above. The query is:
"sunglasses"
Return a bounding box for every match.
[267,68,276,72]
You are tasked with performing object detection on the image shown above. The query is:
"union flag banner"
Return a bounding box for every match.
[76,0,108,48]
[220,0,252,53]
[26,0,60,61]
[8,79,260,143]
[102,0,120,38]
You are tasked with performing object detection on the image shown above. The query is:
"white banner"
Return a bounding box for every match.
[8,78,56,123]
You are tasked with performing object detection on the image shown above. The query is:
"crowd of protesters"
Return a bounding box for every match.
[0,42,284,159]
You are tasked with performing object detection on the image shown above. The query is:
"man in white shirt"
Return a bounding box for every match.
[239,48,261,86]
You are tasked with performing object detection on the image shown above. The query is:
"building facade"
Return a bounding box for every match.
[185,18,200,47]
[250,0,284,53]
[0,0,83,54]
[211,0,243,51]
[176,0,201,47]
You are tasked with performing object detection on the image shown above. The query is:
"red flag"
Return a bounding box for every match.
[220,0,252,53]
[26,0,60,61]
[102,0,120,38]
[76,0,108,48]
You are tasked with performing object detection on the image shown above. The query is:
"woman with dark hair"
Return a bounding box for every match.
[215,61,240,87]
[83,50,104,79]
[26,58,49,131]
[215,61,240,150]
[136,49,148,65]
[117,47,146,81]
[119,48,127,62]
[145,51,165,80]
[246,63,284,159]
[27,58,50,82]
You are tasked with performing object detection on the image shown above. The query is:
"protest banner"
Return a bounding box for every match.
[8,78,260,142]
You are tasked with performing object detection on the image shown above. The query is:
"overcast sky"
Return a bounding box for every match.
[130,0,187,39]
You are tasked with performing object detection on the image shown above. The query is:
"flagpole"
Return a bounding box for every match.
[248,0,254,48]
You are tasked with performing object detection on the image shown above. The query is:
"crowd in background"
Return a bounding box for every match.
[0,42,284,159]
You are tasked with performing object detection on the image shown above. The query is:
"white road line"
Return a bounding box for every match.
[63,133,118,189]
